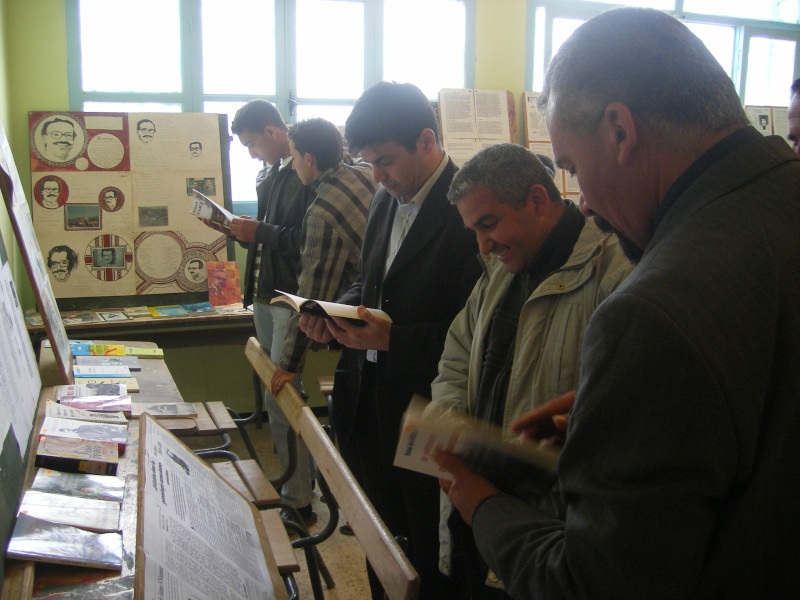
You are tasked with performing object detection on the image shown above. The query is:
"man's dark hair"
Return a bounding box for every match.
[41,118,74,137]
[231,99,288,135]
[190,141,202,149]
[48,245,78,270]
[538,8,748,139]
[38,177,60,193]
[448,143,562,209]
[101,248,116,259]
[288,118,344,172]
[792,78,800,96]
[137,119,155,131]
[345,81,440,153]
[188,259,203,268]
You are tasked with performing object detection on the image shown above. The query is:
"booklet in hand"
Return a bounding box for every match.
[270,290,392,326]
[189,189,234,230]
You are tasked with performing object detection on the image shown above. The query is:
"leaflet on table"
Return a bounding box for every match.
[140,417,277,600]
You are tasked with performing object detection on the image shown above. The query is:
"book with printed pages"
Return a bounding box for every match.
[35,435,119,475]
[39,416,128,453]
[18,490,121,533]
[55,382,127,399]
[130,402,197,419]
[270,290,392,324]
[30,469,125,503]
[7,514,122,570]
[45,400,128,424]
[58,396,132,413]
[394,395,560,498]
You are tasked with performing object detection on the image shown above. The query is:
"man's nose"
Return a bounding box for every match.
[577,194,593,217]
[476,231,494,256]
[372,165,385,183]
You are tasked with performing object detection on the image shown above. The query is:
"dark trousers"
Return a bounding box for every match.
[349,362,452,600]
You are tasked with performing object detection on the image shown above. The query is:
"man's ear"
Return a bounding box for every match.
[602,102,638,165]
[304,152,316,170]
[525,184,552,217]
[417,128,437,153]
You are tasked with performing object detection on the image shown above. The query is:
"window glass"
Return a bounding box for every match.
[205,100,261,203]
[579,0,673,8]
[79,0,182,93]
[296,0,364,99]
[744,37,797,105]
[684,22,735,77]
[383,0,465,98]
[684,0,798,24]
[83,102,182,113]
[295,104,354,126]
[202,0,277,95]
[552,18,584,58]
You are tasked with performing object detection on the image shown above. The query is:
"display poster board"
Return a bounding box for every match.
[29,112,232,308]
[137,416,285,599]
[1,127,72,383]
[745,105,790,144]
[0,208,43,583]
[438,88,515,166]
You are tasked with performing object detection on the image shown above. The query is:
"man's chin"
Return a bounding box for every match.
[593,215,643,264]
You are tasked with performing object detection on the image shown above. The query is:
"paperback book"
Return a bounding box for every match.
[75,378,139,393]
[55,382,127,399]
[130,402,198,419]
[73,365,132,378]
[7,514,123,570]
[76,355,142,370]
[58,396,132,413]
[18,490,121,533]
[394,396,560,498]
[39,416,128,452]
[30,469,125,502]
[71,343,126,356]
[35,435,119,475]
[45,400,128,424]
[124,346,164,358]
[270,290,392,324]
[147,305,188,318]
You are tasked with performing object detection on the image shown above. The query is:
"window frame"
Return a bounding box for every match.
[525,0,800,103]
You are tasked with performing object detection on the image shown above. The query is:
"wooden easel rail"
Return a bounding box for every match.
[244,337,420,600]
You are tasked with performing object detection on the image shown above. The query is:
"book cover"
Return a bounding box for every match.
[76,378,139,393]
[76,355,142,371]
[124,346,164,358]
[130,402,198,419]
[94,310,130,322]
[180,300,216,314]
[7,514,123,570]
[271,289,392,324]
[71,343,126,356]
[147,304,189,318]
[73,365,131,378]
[394,396,559,497]
[39,416,129,452]
[46,400,128,424]
[189,188,234,229]
[18,490,121,533]
[58,396,132,413]
[123,305,151,318]
[205,260,241,306]
[35,435,119,475]
[62,312,101,325]
[55,382,128,399]
[31,469,125,502]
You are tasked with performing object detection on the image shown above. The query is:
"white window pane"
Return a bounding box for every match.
[552,18,584,58]
[205,101,263,203]
[295,104,354,126]
[745,37,797,105]
[685,22,735,77]
[384,0,465,98]
[203,0,276,95]
[684,0,798,24]
[296,1,364,99]
[83,102,182,113]
[79,0,182,93]
[579,0,674,8]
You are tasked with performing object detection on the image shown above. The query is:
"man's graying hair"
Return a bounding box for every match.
[448,143,562,208]
[538,8,748,138]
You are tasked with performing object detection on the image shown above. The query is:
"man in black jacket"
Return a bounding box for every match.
[203,99,315,524]
[301,82,481,599]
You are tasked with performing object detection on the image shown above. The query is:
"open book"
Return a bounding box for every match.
[189,189,234,230]
[271,290,392,324]
[394,396,559,497]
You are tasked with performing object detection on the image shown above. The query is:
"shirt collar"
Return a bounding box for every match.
[395,152,449,208]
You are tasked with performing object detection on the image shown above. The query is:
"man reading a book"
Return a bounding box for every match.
[269,118,376,397]
[425,142,631,598]
[435,8,800,599]
[300,81,481,600]
[200,99,314,525]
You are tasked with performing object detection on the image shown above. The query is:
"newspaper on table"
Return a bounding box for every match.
[137,416,284,599]
[189,188,234,230]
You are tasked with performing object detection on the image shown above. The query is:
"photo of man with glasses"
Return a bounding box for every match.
[40,117,77,163]
[36,176,66,209]
[136,119,156,144]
